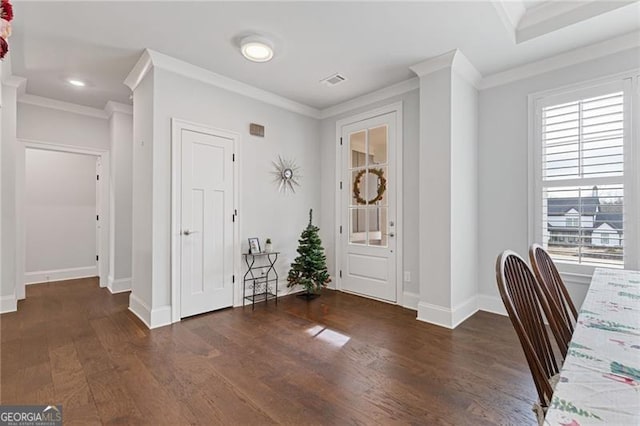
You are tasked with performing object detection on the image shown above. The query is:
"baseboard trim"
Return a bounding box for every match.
[108,276,132,294]
[477,294,508,316]
[417,301,454,328]
[277,284,308,297]
[129,293,152,328]
[417,296,479,329]
[402,291,420,311]
[0,295,17,313]
[452,296,479,328]
[128,293,172,329]
[25,266,98,285]
[150,305,172,329]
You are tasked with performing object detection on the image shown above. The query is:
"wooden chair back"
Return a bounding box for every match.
[529,244,577,356]
[495,250,561,409]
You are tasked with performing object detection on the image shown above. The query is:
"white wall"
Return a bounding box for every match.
[450,71,479,311]
[319,90,421,299]
[1,74,20,312]
[129,65,321,327]
[478,47,640,313]
[108,110,133,292]
[17,103,109,149]
[413,62,480,328]
[131,71,155,315]
[418,68,453,313]
[14,101,112,292]
[24,149,97,282]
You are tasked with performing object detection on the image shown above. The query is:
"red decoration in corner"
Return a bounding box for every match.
[0,36,7,59]
[0,0,12,59]
[0,0,13,22]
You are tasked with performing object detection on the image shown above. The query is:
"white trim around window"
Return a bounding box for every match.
[528,70,640,281]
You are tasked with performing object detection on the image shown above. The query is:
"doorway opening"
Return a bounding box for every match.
[16,140,110,301]
[23,148,100,285]
[170,119,240,322]
[335,102,404,304]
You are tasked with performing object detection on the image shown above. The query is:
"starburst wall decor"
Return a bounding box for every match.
[271,156,301,194]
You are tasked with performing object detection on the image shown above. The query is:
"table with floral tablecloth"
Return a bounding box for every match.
[545,268,640,425]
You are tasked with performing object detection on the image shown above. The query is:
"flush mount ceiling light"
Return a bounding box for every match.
[67,79,86,87]
[240,35,274,63]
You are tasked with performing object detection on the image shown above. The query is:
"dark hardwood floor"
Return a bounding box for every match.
[1,278,537,425]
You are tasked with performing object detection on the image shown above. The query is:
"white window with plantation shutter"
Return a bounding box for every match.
[530,74,639,277]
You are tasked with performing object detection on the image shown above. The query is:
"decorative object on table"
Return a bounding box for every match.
[353,167,387,205]
[248,237,261,254]
[287,209,330,299]
[249,123,265,137]
[271,155,301,194]
[0,0,14,60]
[265,238,273,253]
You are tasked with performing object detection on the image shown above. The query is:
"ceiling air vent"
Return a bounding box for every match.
[321,73,347,87]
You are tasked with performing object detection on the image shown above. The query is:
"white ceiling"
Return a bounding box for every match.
[8,1,640,110]
[522,0,549,9]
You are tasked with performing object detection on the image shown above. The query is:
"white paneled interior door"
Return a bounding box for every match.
[180,128,235,317]
[340,112,397,302]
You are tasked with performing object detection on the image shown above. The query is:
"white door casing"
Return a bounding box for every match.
[336,103,403,304]
[171,119,239,321]
[16,139,110,299]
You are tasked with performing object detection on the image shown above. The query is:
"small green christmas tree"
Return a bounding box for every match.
[287,209,331,296]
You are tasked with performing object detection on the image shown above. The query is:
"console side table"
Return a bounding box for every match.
[242,252,279,309]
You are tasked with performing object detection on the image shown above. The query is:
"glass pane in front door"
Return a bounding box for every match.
[348,125,389,247]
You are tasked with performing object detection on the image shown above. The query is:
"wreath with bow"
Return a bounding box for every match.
[353,168,387,205]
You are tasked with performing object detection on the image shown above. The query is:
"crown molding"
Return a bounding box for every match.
[479,31,640,90]
[18,93,109,119]
[491,0,638,44]
[410,49,481,89]
[124,49,321,119]
[3,75,26,91]
[319,77,419,120]
[451,50,482,88]
[123,49,153,92]
[491,0,525,43]
[410,49,457,78]
[105,100,133,117]
[517,0,637,43]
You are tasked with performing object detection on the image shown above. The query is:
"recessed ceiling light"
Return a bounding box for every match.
[240,36,274,63]
[67,79,86,87]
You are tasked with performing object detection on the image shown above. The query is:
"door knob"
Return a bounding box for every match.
[389,232,395,237]
[182,229,198,235]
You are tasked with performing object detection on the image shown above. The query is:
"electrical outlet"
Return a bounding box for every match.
[404,271,411,282]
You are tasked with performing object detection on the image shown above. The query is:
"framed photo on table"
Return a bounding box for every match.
[248,237,261,254]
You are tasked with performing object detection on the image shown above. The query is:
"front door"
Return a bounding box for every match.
[340,112,397,302]
[180,128,235,317]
